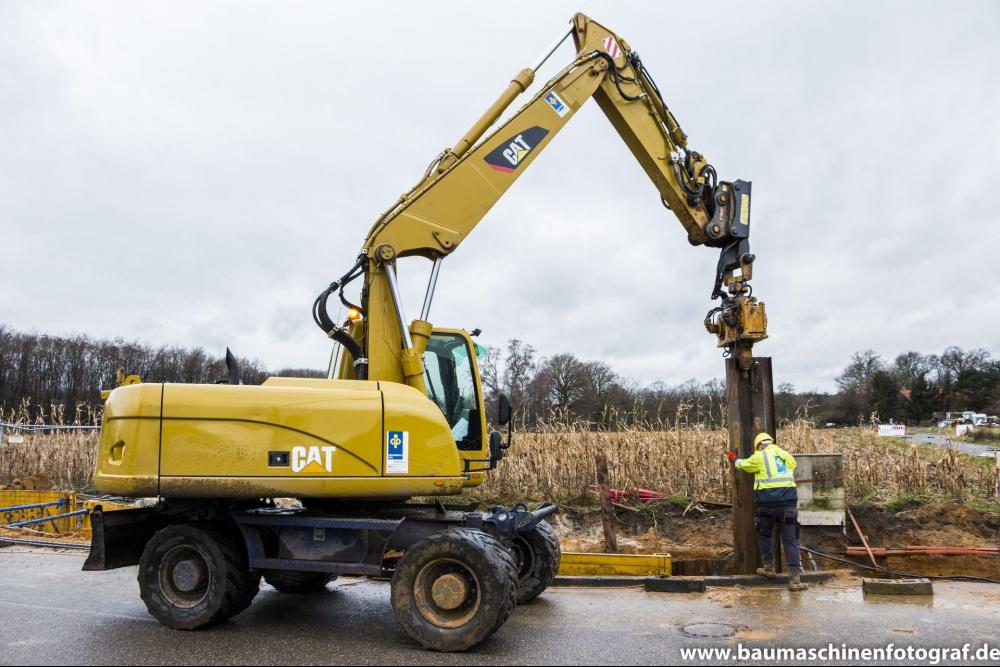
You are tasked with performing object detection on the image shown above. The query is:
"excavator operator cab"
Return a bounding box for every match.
[422,329,484,452]
[422,326,513,474]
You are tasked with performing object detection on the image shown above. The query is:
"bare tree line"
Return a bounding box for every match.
[479,339,726,429]
[483,341,1000,428]
[0,325,323,418]
[3,324,996,428]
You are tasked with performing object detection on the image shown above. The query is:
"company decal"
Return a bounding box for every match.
[291,445,336,474]
[545,90,570,117]
[483,126,550,173]
[386,430,409,474]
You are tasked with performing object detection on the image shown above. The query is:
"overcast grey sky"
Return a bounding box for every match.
[2,1,998,392]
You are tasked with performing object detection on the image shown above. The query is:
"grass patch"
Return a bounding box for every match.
[960,426,1000,446]
[883,494,934,512]
[968,499,1000,516]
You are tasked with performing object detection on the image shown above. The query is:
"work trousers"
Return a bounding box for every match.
[755,506,802,570]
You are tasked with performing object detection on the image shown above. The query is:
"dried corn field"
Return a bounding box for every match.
[0,403,100,490]
[1,402,997,505]
[480,421,1000,506]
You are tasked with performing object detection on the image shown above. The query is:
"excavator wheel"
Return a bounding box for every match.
[263,570,337,594]
[511,520,561,604]
[138,524,261,630]
[390,528,517,652]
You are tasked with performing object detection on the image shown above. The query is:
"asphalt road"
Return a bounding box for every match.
[903,433,996,458]
[2,548,999,665]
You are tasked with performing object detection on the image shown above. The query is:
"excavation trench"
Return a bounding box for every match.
[550,502,1000,580]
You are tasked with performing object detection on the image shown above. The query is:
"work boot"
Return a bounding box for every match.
[788,567,809,591]
[755,561,776,579]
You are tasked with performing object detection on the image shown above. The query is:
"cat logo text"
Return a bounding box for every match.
[291,445,337,474]
[483,126,550,173]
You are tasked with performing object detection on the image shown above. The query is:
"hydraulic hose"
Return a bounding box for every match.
[332,328,366,380]
[592,51,643,102]
[312,254,369,380]
[593,49,712,202]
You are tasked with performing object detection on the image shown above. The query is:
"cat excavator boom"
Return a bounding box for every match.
[321,12,766,404]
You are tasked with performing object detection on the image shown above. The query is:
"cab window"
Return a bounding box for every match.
[423,333,482,452]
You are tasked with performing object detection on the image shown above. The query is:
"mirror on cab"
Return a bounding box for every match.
[498,393,512,426]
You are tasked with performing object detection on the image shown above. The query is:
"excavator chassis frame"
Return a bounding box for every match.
[83,500,558,575]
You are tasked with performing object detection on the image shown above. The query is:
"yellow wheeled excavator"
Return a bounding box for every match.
[84,13,767,651]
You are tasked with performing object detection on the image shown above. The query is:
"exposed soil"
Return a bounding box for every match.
[850,503,1000,547]
[850,503,1000,578]
[553,503,736,560]
[551,501,1000,579]
[0,473,53,491]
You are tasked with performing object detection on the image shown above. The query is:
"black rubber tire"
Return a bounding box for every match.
[390,528,517,652]
[263,571,336,594]
[138,524,261,630]
[512,520,561,604]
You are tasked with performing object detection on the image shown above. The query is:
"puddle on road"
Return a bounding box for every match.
[703,580,999,615]
[860,593,934,608]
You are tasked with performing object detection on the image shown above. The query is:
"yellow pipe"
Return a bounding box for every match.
[558,552,672,577]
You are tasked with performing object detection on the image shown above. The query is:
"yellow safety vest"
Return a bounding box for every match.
[735,444,797,491]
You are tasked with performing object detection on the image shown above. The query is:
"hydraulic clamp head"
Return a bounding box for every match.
[705,294,768,370]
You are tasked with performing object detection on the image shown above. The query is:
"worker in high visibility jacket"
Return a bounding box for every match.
[728,432,808,591]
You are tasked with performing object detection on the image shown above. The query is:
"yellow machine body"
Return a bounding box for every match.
[94,328,489,499]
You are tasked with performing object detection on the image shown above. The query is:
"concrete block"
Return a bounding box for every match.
[862,577,933,595]
[551,576,645,588]
[643,577,706,593]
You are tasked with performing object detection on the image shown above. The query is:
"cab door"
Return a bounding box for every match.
[422,329,489,467]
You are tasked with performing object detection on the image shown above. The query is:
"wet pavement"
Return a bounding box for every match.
[1,548,999,665]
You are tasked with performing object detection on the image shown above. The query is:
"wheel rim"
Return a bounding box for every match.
[158,544,212,609]
[412,558,481,629]
[511,536,535,579]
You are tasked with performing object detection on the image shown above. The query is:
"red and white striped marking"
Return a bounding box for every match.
[602,36,622,59]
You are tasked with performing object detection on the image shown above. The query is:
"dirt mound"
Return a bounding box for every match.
[851,503,1000,548]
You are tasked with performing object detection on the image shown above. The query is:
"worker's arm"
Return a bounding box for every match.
[734,451,764,474]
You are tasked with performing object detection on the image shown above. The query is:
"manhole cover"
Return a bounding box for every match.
[680,621,740,638]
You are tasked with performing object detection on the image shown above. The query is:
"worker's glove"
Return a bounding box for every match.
[726,452,738,463]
